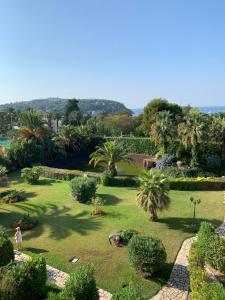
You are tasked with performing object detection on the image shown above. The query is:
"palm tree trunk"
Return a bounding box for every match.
[108,162,117,177]
[150,206,158,222]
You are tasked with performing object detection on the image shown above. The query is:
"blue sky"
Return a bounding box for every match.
[0,0,225,108]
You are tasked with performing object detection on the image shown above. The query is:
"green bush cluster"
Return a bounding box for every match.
[188,222,225,299]
[48,264,99,300]
[21,166,42,184]
[101,174,138,187]
[70,176,97,203]
[164,166,214,178]
[128,235,166,276]
[189,242,225,299]
[112,282,144,300]
[39,166,101,182]
[119,229,138,245]
[105,137,157,155]
[0,256,47,300]
[0,231,14,267]
[169,177,225,190]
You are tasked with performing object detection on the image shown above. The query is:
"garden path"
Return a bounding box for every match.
[14,251,112,300]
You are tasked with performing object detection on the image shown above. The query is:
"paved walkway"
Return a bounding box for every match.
[151,220,225,300]
[14,252,112,300]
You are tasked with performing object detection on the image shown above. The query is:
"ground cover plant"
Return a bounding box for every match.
[0,172,224,298]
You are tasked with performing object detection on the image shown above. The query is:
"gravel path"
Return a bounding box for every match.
[14,252,112,300]
[151,220,225,300]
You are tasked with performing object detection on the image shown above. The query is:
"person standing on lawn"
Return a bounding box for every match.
[15,227,22,251]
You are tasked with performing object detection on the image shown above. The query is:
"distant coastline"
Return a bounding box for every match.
[131,106,225,116]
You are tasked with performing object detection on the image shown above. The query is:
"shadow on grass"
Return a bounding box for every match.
[159,217,222,233]
[1,202,102,241]
[35,178,61,186]
[25,247,49,254]
[99,194,121,205]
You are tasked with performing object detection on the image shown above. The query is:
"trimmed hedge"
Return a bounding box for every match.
[101,174,139,187]
[169,177,225,190]
[39,166,101,182]
[105,137,157,155]
[70,177,97,203]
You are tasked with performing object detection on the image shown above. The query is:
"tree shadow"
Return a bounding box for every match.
[23,191,37,199]
[99,194,121,206]
[25,247,49,254]
[35,179,61,186]
[159,217,222,233]
[6,202,102,241]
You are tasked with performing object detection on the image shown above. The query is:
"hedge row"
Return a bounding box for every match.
[101,174,139,187]
[39,166,101,182]
[169,177,225,190]
[105,137,157,155]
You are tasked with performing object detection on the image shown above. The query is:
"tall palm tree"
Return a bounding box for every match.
[137,170,170,221]
[89,141,131,176]
[178,111,207,166]
[19,110,45,139]
[54,125,80,152]
[150,111,175,153]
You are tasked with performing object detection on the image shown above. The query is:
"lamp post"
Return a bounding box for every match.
[190,197,201,226]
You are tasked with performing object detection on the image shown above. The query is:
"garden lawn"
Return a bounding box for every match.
[0,173,224,299]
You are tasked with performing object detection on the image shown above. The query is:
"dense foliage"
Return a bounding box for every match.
[0,232,14,267]
[112,282,144,300]
[0,256,47,300]
[128,235,167,276]
[70,176,97,203]
[60,264,99,300]
[188,223,225,299]
[21,166,42,184]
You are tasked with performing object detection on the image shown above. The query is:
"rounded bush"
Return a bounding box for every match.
[21,167,41,184]
[0,231,14,267]
[128,235,166,276]
[60,264,99,300]
[70,176,97,203]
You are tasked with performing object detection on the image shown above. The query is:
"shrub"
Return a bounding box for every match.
[205,235,225,274]
[0,189,25,203]
[128,235,166,276]
[0,231,14,267]
[119,229,138,245]
[70,176,97,203]
[0,256,47,300]
[199,282,225,300]
[163,166,214,178]
[39,166,101,182]
[12,213,38,230]
[101,174,138,187]
[60,264,99,300]
[112,282,144,300]
[196,222,215,261]
[156,154,174,170]
[21,167,42,184]
[0,165,7,177]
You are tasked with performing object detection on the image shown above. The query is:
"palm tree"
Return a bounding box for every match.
[89,141,131,176]
[178,111,207,167]
[19,110,45,139]
[150,111,175,153]
[137,170,170,221]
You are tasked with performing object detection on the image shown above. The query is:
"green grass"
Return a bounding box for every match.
[0,173,224,298]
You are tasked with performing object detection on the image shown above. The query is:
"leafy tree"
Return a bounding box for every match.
[150,111,176,153]
[137,170,170,221]
[142,98,183,135]
[89,141,131,176]
[63,99,82,126]
[54,125,80,153]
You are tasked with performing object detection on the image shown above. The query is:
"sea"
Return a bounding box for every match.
[131,106,225,116]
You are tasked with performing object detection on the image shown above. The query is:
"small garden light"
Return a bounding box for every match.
[190,196,201,226]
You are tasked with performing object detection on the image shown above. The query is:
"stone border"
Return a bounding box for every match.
[14,251,112,300]
[151,220,225,300]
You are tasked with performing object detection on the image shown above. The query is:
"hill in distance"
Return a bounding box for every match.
[0,98,132,115]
